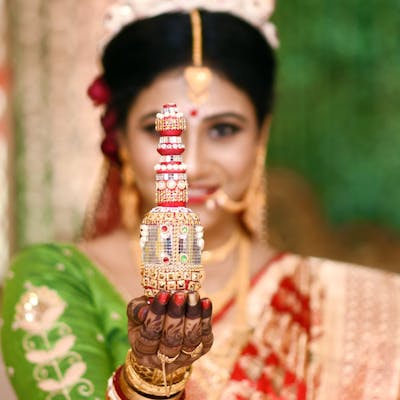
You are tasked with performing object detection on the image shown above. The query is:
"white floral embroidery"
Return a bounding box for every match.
[110,312,121,321]
[7,366,14,377]
[96,333,105,343]
[13,284,95,399]
[56,263,66,271]
[6,270,14,280]
[62,248,72,257]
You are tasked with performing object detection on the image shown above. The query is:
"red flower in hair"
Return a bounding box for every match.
[101,108,118,132]
[101,131,120,163]
[87,75,111,105]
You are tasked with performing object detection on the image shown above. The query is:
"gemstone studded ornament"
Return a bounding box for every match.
[139,104,204,297]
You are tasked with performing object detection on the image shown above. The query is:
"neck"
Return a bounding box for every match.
[203,216,244,252]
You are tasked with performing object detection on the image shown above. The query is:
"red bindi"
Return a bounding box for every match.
[190,108,198,117]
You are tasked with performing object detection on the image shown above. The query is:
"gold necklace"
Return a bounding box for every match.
[201,229,241,264]
[201,231,250,316]
[193,234,252,400]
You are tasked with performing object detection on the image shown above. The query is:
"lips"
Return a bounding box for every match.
[188,186,218,205]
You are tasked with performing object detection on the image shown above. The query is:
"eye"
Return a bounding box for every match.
[208,123,241,139]
[142,123,158,137]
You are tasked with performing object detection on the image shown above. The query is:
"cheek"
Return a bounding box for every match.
[217,137,258,192]
[127,134,158,200]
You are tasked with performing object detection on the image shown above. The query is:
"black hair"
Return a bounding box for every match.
[102,10,276,128]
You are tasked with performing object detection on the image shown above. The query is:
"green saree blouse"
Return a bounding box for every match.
[1,243,129,399]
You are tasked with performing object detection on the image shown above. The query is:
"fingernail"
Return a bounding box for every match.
[201,298,212,318]
[186,292,201,319]
[157,291,170,305]
[188,291,200,306]
[173,291,186,306]
[167,292,187,318]
[201,298,211,310]
[138,305,149,322]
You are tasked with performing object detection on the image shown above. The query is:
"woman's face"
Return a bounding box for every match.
[123,68,267,233]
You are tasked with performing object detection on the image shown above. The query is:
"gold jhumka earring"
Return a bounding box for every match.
[207,143,267,239]
[242,143,268,239]
[119,147,140,235]
[184,9,212,105]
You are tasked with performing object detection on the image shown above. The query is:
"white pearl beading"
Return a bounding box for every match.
[103,0,279,49]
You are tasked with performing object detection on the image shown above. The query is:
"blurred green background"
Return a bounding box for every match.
[269,0,400,231]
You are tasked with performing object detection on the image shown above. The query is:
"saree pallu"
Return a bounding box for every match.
[187,254,400,400]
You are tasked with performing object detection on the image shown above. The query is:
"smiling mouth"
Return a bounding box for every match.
[188,187,218,205]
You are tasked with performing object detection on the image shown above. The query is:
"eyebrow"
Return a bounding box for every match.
[203,112,247,123]
[139,111,248,123]
[139,111,158,123]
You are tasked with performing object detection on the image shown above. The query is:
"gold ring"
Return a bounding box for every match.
[181,342,203,358]
[157,350,180,364]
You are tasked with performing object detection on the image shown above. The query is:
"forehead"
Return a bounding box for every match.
[129,68,256,119]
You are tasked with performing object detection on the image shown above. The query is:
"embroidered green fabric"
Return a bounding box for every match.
[1,243,128,399]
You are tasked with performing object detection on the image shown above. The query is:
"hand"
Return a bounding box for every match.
[127,291,213,374]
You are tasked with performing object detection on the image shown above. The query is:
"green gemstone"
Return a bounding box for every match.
[180,254,188,263]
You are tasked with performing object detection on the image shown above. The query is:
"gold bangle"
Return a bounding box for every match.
[124,361,190,397]
[119,368,184,400]
[124,351,191,398]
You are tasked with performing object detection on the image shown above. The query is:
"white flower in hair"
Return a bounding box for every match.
[104,2,135,35]
[103,0,279,48]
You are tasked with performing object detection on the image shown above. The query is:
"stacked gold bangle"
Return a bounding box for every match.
[122,350,191,398]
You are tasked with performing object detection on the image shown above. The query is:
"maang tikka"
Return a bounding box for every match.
[184,9,212,105]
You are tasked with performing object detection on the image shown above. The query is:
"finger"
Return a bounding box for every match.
[158,291,186,359]
[200,298,213,355]
[133,291,169,357]
[181,292,202,356]
[127,296,149,328]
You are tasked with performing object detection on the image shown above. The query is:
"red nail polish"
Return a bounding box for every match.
[158,291,170,305]
[174,292,186,306]
[138,306,148,322]
[201,298,211,310]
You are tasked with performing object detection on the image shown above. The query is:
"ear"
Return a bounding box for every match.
[116,130,132,163]
[117,129,128,148]
[259,114,272,145]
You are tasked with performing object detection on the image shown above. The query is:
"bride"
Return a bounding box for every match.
[2,3,400,399]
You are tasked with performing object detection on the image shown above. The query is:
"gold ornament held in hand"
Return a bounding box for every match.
[138,104,205,297]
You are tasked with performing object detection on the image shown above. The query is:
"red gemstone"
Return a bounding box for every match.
[190,108,198,117]
[163,256,170,263]
[161,225,168,232]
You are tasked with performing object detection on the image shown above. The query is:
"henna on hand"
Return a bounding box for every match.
[127,296,149,327]
[128,291,169,363]
[127,291,214,373]
[200,298,214,355]
[181,292,202,354]
[158,291,187,359]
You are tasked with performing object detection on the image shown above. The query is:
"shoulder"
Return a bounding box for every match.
[8,242,93,281]
[2,242,99,313]
[307,255,400,285]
